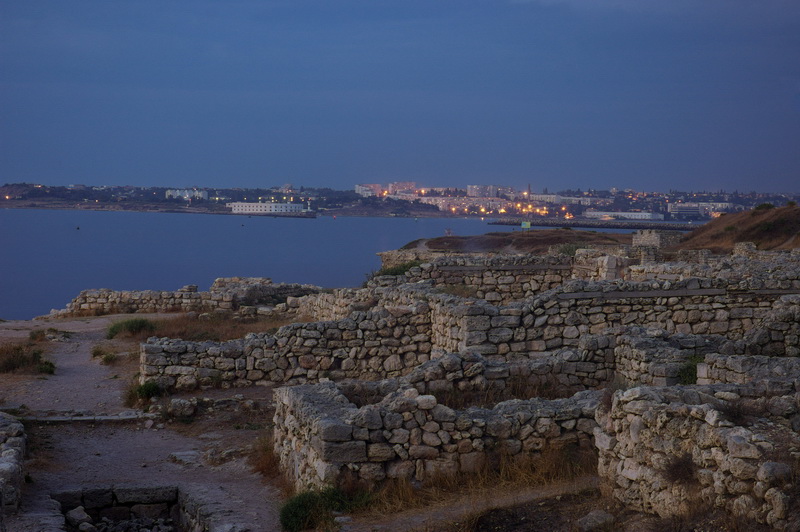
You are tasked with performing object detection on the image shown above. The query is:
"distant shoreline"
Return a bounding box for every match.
[0,201,699,230]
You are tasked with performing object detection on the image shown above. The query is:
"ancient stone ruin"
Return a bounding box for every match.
[5,232,800,529]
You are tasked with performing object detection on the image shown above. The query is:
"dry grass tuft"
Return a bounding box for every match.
[250,435,294,496]
[0,342,54,374]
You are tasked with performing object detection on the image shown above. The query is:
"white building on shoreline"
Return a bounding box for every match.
[226,202,304,215]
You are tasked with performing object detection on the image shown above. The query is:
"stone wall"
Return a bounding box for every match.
[398,255,573,304]
[629,248,800,285]
[595,385,800,529]
[572,249,636,281]
[273,380,601,491]
[631,230,683,248]
[698,354,800,386]
[143,280,800,393]
[0,412,25,518]
[446,279,800,360]
[50,277,321,317]
[740,296,800,357]
[141,302,435,391]
[613,328,727,387]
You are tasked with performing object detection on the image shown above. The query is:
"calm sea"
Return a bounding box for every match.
[1,209,519,320]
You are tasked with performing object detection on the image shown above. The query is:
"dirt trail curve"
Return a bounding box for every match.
[1,315,283,532]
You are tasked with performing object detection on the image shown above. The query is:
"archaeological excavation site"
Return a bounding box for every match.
[2,230,800,531]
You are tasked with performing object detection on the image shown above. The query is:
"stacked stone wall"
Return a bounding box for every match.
[596,385,800,529]
[0,413,25,518]
[613,328,727,387]
[446,279,799,359]
[698,354,800,386]
[51,277,321,317]
[141,303,434,391]
[143,281,800,392]
[572,249,636,281]
[631,230,683,248]
[273,380,600,491]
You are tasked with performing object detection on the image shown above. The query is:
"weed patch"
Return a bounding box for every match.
[279,486,372,532]
[0,343,54,374]
[107,318,156,339]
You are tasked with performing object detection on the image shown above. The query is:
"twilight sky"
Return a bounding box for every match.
[1,1,799,193]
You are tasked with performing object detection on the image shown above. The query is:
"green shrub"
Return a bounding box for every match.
[280,491,323,532]
[135,381,162,400]
[91,345,106,358]
[101,353,118,365]
[37,359,55,374]
[106,318,155,339]
[29,330,46,342]
[279,487,372,532]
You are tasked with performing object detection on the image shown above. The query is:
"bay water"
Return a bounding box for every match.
[1,209,514,320]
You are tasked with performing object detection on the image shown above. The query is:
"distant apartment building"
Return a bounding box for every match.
[388,181,417,194]
[355,184,383,197]
[166,188,208,201]
[226,202,303,214]
[467,185,499,198]
[584,210,665,220]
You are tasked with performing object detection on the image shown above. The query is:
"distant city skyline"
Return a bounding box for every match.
[2,1,799,193]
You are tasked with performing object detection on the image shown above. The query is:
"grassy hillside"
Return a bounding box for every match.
[674,203,800,253]
[402,228,632,254]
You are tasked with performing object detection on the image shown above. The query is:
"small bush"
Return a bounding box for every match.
[29,330,46,342]
[0,344,52,374]
[106,318,156,339]
[37,360,55,374]
[91,345,107,358]
[136,381,162,400]
[724,225,736,232]
[279,487,372,532]
[101,353,118,365]
[279,491,324,532]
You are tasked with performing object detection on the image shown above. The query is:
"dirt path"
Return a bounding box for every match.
[0,314,164,413]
